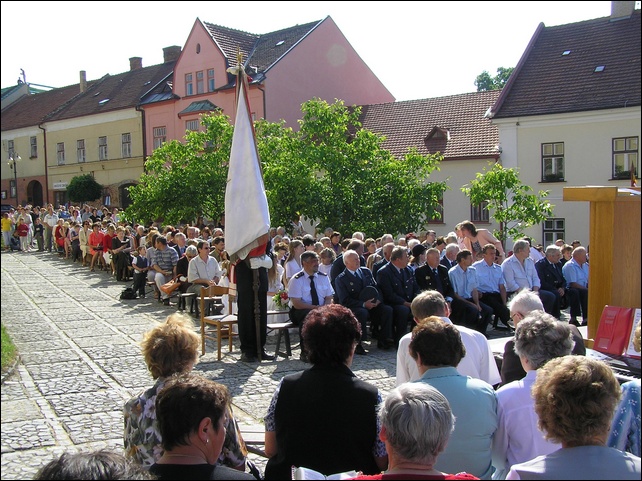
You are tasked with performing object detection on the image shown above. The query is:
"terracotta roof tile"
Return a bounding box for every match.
[357,90,501,160]
[493,10,641,118]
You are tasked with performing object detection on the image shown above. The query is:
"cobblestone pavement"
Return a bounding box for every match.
[1,251,514,479]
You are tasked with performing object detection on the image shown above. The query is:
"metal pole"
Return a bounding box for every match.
[13,158,18,206]
[253,269,262,361]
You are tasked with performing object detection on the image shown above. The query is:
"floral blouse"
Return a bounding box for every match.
[608,379,641,457]
[124,377,248,469]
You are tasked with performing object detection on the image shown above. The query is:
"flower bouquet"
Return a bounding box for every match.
[273,289,290,310]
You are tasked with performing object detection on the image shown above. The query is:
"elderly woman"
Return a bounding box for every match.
[410,318,497,479]
[492,312,573,479]
[264,304,388,479]
[111,226,133,281]
[350,383,478,480]
[149,373,255,480]
[123,313,250,475]
[506,356,641,480]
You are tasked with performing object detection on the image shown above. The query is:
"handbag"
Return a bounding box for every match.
[160,277,181,295]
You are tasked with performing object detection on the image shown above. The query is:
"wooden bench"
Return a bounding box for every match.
[239,424,267,458]
[266,317,297,359]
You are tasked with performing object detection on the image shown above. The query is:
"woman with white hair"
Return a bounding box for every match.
[350,383,478,480]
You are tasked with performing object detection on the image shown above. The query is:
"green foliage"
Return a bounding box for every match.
[66,174,103,203]
[125,98,445,235]
[461,163,553,242]
[1,324,17,373]
[125,113,233,225]
[475,67,514,91]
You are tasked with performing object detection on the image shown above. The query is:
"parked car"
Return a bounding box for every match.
[1,204,15,214]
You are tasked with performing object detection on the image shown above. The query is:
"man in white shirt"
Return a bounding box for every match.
[396,290,501,387]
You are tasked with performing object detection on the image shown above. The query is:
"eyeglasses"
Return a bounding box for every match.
[202,246,210,250]
[510,312,523,322]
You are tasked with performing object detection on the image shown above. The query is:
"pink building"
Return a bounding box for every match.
[140,17,395,156]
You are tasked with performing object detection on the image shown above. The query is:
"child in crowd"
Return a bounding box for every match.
[33,217,45,251]
[16,217,30,252]
[318,247,335,276]
[131,245,149,299]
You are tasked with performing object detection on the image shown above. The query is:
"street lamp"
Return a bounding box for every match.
[8,153,21,205]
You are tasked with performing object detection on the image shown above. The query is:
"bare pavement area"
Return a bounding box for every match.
[0,250,515,479]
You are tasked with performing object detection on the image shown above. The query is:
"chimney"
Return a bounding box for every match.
[611,1,635,20]
[129,57,143,71]
[80,70,87,93]
[163,46,182,63]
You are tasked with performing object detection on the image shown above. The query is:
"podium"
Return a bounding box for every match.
[563,186,641,346]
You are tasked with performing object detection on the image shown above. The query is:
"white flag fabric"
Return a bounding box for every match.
[224,68,270,260]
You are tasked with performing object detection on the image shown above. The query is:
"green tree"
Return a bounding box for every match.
[126,98,446,235]
[125,113,233,224]
[461,162,553,243]
[474,67,514,91]
[66,174,103,204]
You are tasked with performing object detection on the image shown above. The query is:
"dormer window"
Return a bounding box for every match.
[425,126,450,141]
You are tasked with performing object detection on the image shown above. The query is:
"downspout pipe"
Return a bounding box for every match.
[38,123,49,205]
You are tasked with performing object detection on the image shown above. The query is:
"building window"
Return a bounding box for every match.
[186,119,199,132]
[7,140,14,159]
[77,140,86,163]
[612,136,638,179]
[30,136,37,158]
[121,133,132,158]
[428,193,444,223]
[9,180,16,198]
[208,69,215,92]
[103,189,111,206]
[542,142,564,182]
[543,218,565,246]
[185,73,193,96]
[57,142,65,165]
[196,70,204,94]
[470,200,490,223]
[153,126,166,150]
[99,136,108,161]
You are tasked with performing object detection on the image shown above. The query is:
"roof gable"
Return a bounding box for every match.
[358,90,501,160]
[491,9,641,119]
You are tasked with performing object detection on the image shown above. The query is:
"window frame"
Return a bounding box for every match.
[196,70,204,94]
[185,73,193,96]
[185,119,199,132]
[427,193,444,224]
[153,126,167,150]
[98,136,108,161]
[121,133,132,158]
[56,142,65,165]
[543,218,565,246]
[207,69,215,92]
[612,136,638,180]
[541,142,565,182]
[470,200,490,223]
[77,139,86,163]
[30,136,37,158]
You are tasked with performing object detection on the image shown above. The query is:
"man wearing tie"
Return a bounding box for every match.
[535,244,577,319]
[440,243,460,270]
[287,251,334,362]
[376,246,420,344]
[335,250,394,353]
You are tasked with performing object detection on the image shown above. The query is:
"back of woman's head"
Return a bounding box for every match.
[155,372,230,451]
[141,313,199,379]
[380,383,454,466]
[302,304,361,365]
[514,312,573,369]
[35,449,151,480]
[533,355,621,447]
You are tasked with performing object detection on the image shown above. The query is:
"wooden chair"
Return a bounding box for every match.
[200,285,238,359]
[266,312,296,359]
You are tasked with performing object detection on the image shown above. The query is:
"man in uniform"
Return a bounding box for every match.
[287,251,334,362]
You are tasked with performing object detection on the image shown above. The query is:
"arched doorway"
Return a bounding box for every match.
[27,180,44,207]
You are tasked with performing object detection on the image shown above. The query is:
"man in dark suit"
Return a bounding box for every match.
[335,250,394,352]
[330,238,366,288]
[376,245,420,344]
[535,244,577,319]
[372,242,394,279]
[415,247,456,299]
[440,243,459,270]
